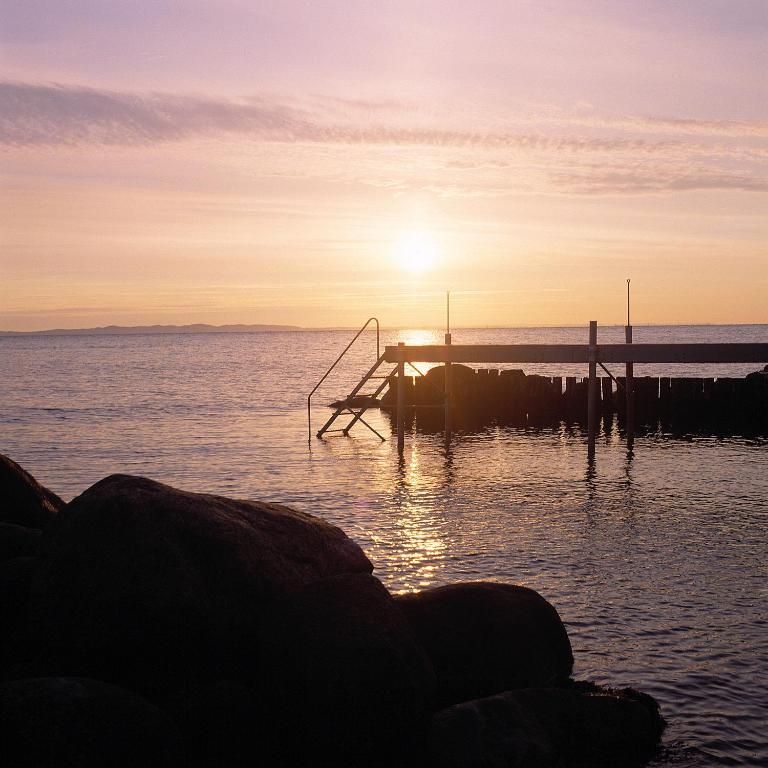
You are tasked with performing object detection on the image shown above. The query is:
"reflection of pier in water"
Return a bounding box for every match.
[310,320,768,458]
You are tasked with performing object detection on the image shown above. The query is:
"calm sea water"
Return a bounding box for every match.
[2,325,767,767]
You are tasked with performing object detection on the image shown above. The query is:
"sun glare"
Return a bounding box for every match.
[396,230,438,274]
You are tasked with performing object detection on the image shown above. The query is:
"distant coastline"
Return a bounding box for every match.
[0,323,304,336]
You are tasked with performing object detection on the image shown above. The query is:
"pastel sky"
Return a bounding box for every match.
[1,0,767,330]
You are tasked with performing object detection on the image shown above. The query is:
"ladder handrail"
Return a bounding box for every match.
[307,317,380,440]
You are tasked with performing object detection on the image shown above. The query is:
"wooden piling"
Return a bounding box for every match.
[587,321,598,457]
[396,342,405,453]
[601,376,612,411]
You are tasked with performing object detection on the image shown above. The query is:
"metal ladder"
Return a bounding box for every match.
[307,318,397,441]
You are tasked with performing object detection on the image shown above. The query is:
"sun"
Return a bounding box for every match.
[396,230,438,274]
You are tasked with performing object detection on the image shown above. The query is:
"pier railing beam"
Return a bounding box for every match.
[396,342,405,453]
[625,324,634,447]
[587,321,598,459]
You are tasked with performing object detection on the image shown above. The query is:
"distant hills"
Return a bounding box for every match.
[0,323,304,336]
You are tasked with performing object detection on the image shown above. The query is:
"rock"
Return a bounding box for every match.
[396,582,573,706]
[259,573,436,768]
[0,557,39,681]
[164,679,269,768]
[533,681,665,766]
[425,363,477,389]
[0,556,37,628]
[0,677,182,767]
[430,689,557,768]
[29,474,372,695]
[429,684,665,768]
[0,454,63,529]
[0,522,41,562]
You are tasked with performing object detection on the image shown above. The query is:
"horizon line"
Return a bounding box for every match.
[2,320,768,337]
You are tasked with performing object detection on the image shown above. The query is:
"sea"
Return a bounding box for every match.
[2,324,767,767]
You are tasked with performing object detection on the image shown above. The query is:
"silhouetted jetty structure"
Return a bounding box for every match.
[308,319,768,457]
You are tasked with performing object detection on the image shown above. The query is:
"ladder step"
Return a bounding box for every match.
[329,395,380,409]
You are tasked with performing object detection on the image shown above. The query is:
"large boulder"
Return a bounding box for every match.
[259,573,436,767]
[29,474,373,695]
[0,522,41,563]
[0,677,182,767]
[0,558,39,681]
[163,679,269,768]
[0,454,63,529]
[430,683,665,768]
[0,556,37,630]
[430,689,557,768]
[396,582,573,706]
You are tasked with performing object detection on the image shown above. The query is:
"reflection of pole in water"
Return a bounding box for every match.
[625,279,634,448]
[445,290,453,445]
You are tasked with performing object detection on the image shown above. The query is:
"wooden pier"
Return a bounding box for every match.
[309,319,768,457]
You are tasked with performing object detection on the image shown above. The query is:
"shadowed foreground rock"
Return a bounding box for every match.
[430,684,665,768]
[259,573,436,767]
[0,677,182,768]
[0,460,665,768]
[0,557,38,682]
[0,522,41,563]
[0,556,36,631]
[396,582,574,706]
[163,679,268,768]
[0,454,63,529]
[29,474,373,695]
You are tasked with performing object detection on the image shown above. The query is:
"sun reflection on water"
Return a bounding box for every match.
[384,444,450,592]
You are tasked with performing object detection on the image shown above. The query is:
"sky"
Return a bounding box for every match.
[1,0,767,330]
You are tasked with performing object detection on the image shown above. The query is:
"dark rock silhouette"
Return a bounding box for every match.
[0,459,665,768]
[430,684,665,768]
[0,677,183,767]
[396,582,573,706]
[259,573,436,767]
[0,522,41,562]
[0,454,63,529]
[0,556,36,629]
[29,474,372,695]
[0,557,38,682]
[163,679,269,768]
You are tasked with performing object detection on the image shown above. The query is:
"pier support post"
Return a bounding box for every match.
[587,321,598,459]
[444,332,452,443]
[396,342,405,453]
[625,324,634,447]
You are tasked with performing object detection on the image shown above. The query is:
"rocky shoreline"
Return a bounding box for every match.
[1,453,665,767]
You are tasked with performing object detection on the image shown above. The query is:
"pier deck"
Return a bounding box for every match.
[310,318,768,457]
[384,332,768,455]
[383,343,768,364]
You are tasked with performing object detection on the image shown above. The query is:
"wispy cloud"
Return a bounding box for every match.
[0,82,310,146]
[2,81,766,198]
[550,169,768,196]
[0,81,727,155]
